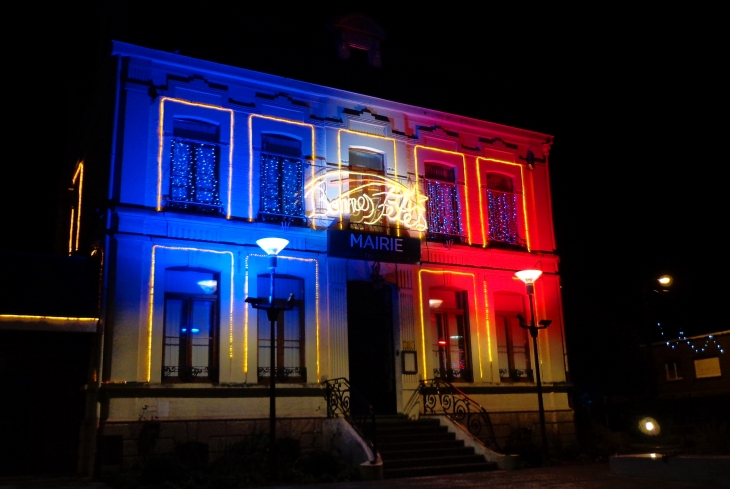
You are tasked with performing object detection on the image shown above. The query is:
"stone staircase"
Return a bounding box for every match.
[373,414,498,479]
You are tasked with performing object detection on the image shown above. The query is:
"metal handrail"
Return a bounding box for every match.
[321,377,378,463]
[416,378,500,451]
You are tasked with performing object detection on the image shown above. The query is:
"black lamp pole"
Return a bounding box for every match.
[245,240,293,481]
[517,278,551,459]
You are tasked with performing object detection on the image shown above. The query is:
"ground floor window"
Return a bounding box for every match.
[257,275,306,383]
[163,269,219,383]
[495,312,532,382]
[430,289,472,382]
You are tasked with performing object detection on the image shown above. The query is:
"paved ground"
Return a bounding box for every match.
[0,463,721,488]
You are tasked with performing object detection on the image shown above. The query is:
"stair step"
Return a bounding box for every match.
[377,431,453,444]
[379,439,466,452]
[384,461,498,479]
[384,454,487,469]
[380,446,476,461]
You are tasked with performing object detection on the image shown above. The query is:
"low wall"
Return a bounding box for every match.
[610,453,730,487]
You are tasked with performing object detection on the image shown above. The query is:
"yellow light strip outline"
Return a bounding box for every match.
[0,314,98,321]
[68,208,75,255]
[157,98,235,218]
[337,129,399,226]
[482,279,493,363]
[72,162,83,252]
[247,115,316,227]
[243,254,321,381]
[417,269,483,380]
[476,157,531,251]
[148,246,235,383]
[414,146,471,243]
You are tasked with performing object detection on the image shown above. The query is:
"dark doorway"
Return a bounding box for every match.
[347,280,396,414]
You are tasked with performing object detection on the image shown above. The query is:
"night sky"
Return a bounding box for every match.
[7,4,725,394]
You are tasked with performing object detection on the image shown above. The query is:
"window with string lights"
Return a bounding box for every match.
[256,275,306,383]
[165,118,224,215]
[485,173,526,250]
[425,163,464,244]
[346,148,388,232]
[162,269,220,383]
[258,134,305,226]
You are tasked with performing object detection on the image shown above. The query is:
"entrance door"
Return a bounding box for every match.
[347,280,396,414]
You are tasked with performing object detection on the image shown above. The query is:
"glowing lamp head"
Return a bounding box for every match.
[657,275,673,288]
[438,340,447,346]
[516,269,542,294]
[515,269,543,284]
[639,417,660,436]
[256,238,289,256]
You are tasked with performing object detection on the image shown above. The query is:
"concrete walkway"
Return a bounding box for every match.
[1,463,725,488]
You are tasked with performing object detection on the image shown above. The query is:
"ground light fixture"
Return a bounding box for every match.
[515,269,551,458]
[245,237,293,480]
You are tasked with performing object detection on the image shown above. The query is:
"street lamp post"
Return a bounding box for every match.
[515,269,552,458]
[245,237,294,480]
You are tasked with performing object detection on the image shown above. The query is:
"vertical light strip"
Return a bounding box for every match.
[483,279,492,363]
[156,98,235,217]
[68,208,75,255]
[476,157,531,251]
[247,115,316,223]
[73,162,83,251]
[243,254,320,380]
[417,269,483,380]
[148,245,234,382]
[414,146,471,243]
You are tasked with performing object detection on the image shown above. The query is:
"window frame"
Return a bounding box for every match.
[256,274,307,383]
[485,172,525,250]
[430,289,473,382]
[495,311,533,383]
[424,162,464,244]
[258,134,305,226]
[165,118,224,215]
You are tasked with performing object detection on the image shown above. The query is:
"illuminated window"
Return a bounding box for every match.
[486,173,524,249]
[165,119,223,215]
[425,163,463,243]
[430,289,472,382]
[694,357,721,378]
[259,134,305,225]
[348,149,387,231]
[665,360,682,380]
[257,275,306,383]
[495,312,532,383]
[162,269,220,383]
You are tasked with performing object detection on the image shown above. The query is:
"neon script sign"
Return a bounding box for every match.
[304,170,428,231]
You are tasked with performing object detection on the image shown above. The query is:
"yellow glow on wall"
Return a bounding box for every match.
[414,146,471,243]
[482,279,493,363]
[476,157,531,251]
[247,115,316,226]
[157,98,235,217]
[336,129,399,225]
[417,269,483,380]
[0,314,98,321]
[243,254,321,381]
[304,170,428,231]
[148,246,235,383]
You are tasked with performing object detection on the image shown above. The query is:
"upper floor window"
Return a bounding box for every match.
[665,360,682,380]
[486,173,524,249]
[257,275,306,383]
[162,269,220,383]
[348,149,387,231]
[430,289,472,382]
[166,119,223,215]
[425,163,463,243]
[259,134,304,226]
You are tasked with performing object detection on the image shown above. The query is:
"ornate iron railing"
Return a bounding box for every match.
[321,377,378,463]
[405,378,499,451]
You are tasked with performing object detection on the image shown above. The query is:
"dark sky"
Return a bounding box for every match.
[8,4,725,377]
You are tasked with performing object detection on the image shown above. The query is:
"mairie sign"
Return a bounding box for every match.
[327,229,421,264]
